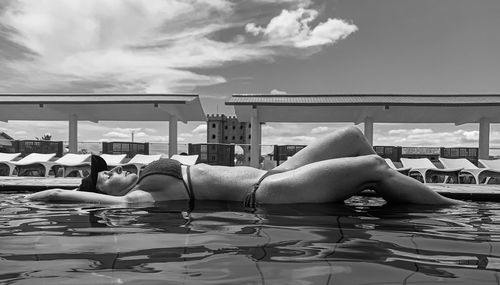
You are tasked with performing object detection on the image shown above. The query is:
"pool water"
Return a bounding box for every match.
[1,192,500,285]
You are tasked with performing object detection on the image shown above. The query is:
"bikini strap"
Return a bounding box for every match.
[186,166,195,199]
[244,170,282,210]
[181,165,195,211]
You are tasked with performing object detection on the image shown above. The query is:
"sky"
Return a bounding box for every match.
[0,0,500,151]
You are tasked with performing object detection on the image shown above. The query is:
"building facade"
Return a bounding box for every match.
[207,114,252,164]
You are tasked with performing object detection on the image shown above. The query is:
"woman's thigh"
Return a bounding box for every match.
[274,126,375,172]
[258,155,384,204]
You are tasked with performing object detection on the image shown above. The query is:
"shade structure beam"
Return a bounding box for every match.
[47,104,100,123]
[158,104,189,123]
[250,107,261,168]
[479,117,490,159]
[68,114,78,153]
[168,115,178,157]
[364,117,374,146]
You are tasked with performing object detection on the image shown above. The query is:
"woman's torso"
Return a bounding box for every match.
[189,164,266,201]
[134,159,266,202]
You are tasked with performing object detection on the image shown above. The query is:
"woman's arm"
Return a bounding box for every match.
[26,189,129,204]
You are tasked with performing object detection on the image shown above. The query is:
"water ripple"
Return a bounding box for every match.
[1,193,500,284]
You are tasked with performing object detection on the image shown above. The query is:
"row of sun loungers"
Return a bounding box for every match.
[0,153,199,177]
[386,157,500,184]
[2,151,500,184]
[401,158,462,184]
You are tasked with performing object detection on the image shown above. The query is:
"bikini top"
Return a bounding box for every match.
[137,158,195,207]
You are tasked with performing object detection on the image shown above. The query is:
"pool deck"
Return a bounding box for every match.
[362,183,500,202]
[428,184,500,201]
[0,177,80,191]
[1,176,500,201]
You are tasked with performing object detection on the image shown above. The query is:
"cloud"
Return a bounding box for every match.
[0,119,211,144]
[133,131,150,139]
[143,128,158,133]
[310,126,330,134]
[377,127,490,147]
[0,121,70,140]
[388,129,433,135]
[245,8,357,48]
[454,130,478,143]
[0,0,357,93]
[102,131,130,140]
[0,0,243,92]
[100,127,164,141]
[490,131,500,144]
[13,130,28,137]
[253,0,312,7]
[144,135,169,143]
[192,124,207,134]
[270,89,287,94]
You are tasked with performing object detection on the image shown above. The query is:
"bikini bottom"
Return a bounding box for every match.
[243,170,282,209]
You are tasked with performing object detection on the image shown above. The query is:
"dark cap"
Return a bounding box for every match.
[79,155,108,192]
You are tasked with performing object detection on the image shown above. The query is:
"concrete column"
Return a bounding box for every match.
[479,117,490,159]
[250,107,261,168]
[364,117,374,146]
[68,114,78,153]
[169,115,178,157]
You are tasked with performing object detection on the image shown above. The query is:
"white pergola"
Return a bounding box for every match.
[226,94,500,168]
[0,93,206,156]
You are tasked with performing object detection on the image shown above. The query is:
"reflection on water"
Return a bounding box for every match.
[2,192,500,284]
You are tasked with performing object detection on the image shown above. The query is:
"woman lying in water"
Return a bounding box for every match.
[27,126,461,206]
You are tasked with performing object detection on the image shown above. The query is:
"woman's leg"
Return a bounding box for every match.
[273,126,376,172]
[258,155,460,205]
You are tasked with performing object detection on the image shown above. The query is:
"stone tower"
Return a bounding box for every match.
[207,114,251,164]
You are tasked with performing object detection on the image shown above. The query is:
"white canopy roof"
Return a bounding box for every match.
[0,93,206,123]
[0,93,206,155]
[226,94,500,166]
[227,94,500,125]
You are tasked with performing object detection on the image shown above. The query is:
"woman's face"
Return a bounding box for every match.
[96,166,139,196]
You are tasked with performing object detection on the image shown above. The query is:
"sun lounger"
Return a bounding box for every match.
[51,153,91,177]
[0,152,21,176]
[115,154,162,174]
[99,154,127,169]
[384,158,411,176]
[400,157,462,183]
[8,153,57,177]
[171,154,199,166]
[478,159,500,183]
[479,158,500,169]
[439,157,500,184]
